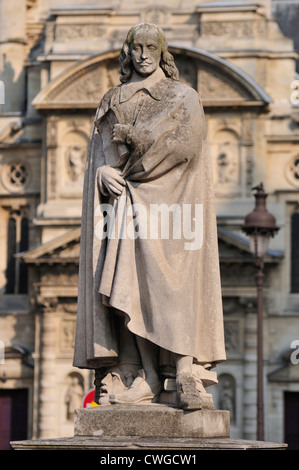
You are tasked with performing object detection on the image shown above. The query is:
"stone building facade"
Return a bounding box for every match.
[0,0,299,448]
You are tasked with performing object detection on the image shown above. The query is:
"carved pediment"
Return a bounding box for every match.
[48,58,121,106]
[19,225,282,266]
[33,47,271,110]
[19,227,81,264]
[218,227,283,263]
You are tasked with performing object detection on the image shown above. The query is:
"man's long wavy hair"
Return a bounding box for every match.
[119,23,179,84]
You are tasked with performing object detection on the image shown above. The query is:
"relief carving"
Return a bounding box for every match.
[52,65,108,104]
[141,7,170,25]
[198,67,245,101]
[67,145,86,183]
[55,24,106,41]
[45,57,252,107]
[211,129,241,196]
[61,319,76,350]
[201,20,266,38]
[59,130,88,197]
[47,116,58,147]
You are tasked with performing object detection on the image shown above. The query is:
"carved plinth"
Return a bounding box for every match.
[11,406,288,451]
[74,405,230,439]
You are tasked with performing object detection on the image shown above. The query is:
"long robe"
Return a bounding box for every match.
[73,68,226,370]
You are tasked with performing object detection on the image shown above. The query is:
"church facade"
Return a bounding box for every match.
[0,0,299,448]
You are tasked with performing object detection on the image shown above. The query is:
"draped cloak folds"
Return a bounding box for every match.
[73,68,226,370]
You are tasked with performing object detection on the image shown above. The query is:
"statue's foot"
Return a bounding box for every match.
[176,372,203,410]
[109,369,161,404]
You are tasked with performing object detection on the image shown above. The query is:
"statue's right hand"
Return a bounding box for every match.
[98,166,126,198]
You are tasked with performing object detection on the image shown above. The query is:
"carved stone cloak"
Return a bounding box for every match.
[73,70,226,369]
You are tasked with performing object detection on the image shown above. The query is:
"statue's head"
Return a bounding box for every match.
[119,23,179,83]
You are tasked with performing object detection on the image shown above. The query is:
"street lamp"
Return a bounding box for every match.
[242,183,279,441]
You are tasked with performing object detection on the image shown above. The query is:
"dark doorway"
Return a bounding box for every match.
[285,391,299,450]
[0,389,28,450]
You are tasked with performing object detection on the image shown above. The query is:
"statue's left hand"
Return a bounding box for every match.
[112,124,132,144]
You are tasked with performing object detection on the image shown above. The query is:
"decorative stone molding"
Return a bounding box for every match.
[200,20,267,39]
[198,67,245,101]
[55,24,106,42]
[285,154,299,188]
[141,6,171,26]
[60,319,76,351]
[33,47,271,110]
[46,116,58,200]
[1,159,31,193]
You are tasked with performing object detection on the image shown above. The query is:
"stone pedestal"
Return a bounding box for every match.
[11,404,288,450]
[74,405,230,439]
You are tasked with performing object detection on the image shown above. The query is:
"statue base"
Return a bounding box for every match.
[11,404,287,451]
[10,436,287,450]
[74,404,229,439]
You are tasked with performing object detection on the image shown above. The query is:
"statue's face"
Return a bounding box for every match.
[130,28,162,77]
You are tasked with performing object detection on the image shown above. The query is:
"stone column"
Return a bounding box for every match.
[0,0,26,113]
[243,310,258,440]
[35,297,58,439]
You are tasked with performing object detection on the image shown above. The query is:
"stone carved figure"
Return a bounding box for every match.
[65,375,84,421]
[219,374,235,424]
[73,23,226,409]
[67,144,86,182]
[217,152,229,183]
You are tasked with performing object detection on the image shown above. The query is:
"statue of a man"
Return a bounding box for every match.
[73,23,226,409]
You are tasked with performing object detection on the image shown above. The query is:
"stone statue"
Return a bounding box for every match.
[73,23,226,410]
[65,375,84,421]
[67,144,85,182]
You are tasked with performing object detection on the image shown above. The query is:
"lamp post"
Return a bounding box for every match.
[242,183,279,441]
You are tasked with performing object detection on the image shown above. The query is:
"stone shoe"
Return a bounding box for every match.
[176,372,203,410]
[109,369,162,404]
